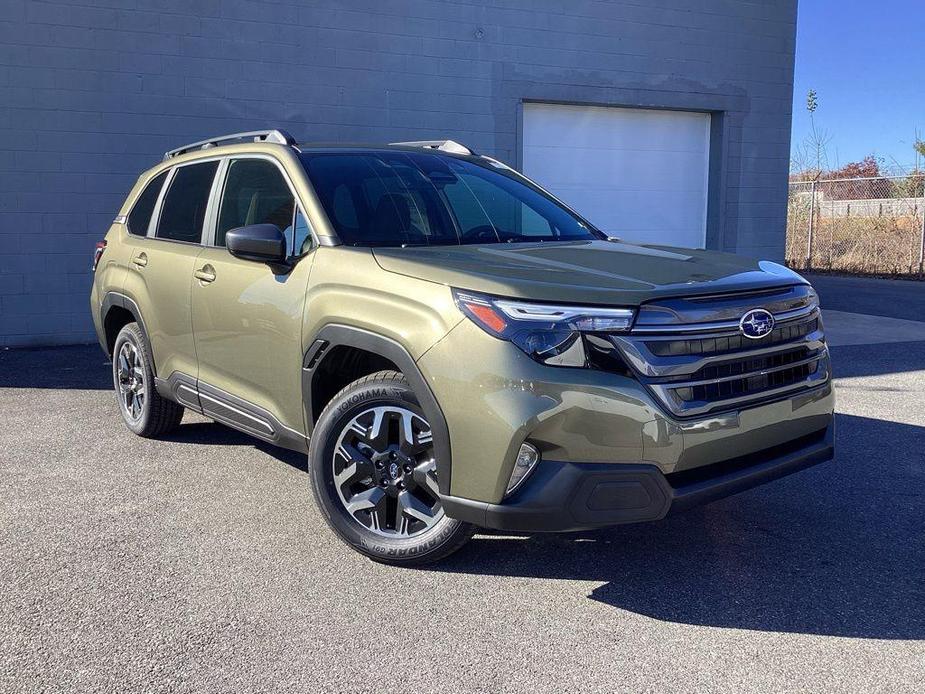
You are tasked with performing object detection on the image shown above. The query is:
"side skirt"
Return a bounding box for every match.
[154,372,309,454]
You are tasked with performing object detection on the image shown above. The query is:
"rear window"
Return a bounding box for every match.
[127,170,168,236]
[155,161,219,243]
[300,152,598,247]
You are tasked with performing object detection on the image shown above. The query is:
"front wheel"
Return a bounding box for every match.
[309,370,473,566]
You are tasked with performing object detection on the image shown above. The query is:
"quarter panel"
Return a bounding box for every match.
[91,223,134,350]
[97,225,136,296]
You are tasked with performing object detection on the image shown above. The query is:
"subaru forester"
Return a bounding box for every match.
[90,130,834,565]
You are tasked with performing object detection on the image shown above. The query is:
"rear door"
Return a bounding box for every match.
[123,159,219,387]
[190,155,315,443]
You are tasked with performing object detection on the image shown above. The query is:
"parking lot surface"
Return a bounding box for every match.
[2,276,923,693]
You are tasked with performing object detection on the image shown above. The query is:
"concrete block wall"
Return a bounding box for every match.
[0,0,797,346]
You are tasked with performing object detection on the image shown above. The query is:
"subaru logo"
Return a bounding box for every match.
[739,308,775,339]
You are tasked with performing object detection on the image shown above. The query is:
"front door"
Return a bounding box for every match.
[191,156,315,443]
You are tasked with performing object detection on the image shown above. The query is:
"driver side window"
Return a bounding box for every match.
[216,158,297,250]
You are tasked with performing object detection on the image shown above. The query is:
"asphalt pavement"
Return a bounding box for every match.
[1,276,923,693]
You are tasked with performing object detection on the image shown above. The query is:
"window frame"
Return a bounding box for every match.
[147,157,223,247]
[207,153,318,258]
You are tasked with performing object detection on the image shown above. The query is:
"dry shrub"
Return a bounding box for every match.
[785,179,924,277]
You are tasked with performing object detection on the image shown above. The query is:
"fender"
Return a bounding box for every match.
[100,292,154,373]
[303,324,453,495]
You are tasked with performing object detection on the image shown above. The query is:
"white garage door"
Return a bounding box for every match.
[522,103,711,248]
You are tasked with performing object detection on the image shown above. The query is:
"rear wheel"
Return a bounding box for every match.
[112,322,183,438]
[309,370,473,565]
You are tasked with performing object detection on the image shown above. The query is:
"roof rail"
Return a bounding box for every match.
[164,129,297,160]
[389,140,475,156]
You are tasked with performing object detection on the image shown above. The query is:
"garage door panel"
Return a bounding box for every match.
[522,102,710,248]
[527,149,709,191]
[523,105,709,153]
[560,189,707,235]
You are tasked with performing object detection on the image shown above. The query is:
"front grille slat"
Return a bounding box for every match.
[646,318,818,358]
[692,347,807,382]
[672,348,815,389]
[677,359,819,404]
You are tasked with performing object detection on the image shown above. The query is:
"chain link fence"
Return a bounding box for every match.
[786,174,925,278]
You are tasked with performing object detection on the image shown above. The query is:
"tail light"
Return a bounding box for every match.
[92,240,106,271]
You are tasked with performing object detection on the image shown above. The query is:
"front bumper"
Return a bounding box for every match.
[418,319,835,504]
[442,423,834,532]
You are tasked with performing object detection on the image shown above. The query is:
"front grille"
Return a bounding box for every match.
[609,286,830,418]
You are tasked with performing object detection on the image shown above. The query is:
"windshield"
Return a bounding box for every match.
[300,151,601,246]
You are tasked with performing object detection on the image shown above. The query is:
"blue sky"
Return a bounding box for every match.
[791,0,925,172]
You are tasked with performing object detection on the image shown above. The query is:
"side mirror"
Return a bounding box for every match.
[225,224,287,264]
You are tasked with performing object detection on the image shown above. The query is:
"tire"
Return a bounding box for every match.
[309,370,474,566]
[112,322,184,438]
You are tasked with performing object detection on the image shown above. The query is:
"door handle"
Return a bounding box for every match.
[132,252,148,267]
[194,265,216,283]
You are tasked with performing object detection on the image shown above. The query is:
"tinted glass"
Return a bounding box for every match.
[301,152,598,247]
[127,170,168,236]
[155,161,218,243]
[216,159,296,248]
[290,209,313,256]
[442,171,554,238]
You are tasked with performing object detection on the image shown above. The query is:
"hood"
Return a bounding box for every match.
[372,240,807,306]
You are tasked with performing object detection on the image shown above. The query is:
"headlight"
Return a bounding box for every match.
[453,289,635,366]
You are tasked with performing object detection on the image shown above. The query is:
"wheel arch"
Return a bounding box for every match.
[303,324,452,495]
[101,292,155,375]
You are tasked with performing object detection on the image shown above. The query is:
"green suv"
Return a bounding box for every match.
[90,130,835,565]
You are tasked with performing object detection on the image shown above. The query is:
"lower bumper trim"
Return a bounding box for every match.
[441,424,834,533]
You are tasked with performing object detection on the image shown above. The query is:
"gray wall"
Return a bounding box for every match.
[0,0,797,347]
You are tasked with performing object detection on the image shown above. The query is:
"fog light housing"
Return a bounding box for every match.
[506,442,540,496]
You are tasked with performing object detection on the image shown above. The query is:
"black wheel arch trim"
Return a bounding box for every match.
[303,324,453,496]
[100,292,154,372]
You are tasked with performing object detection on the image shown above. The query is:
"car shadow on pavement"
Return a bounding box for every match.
[433,413,925,640]
[0,345,112,389]
[161,422,308,472]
